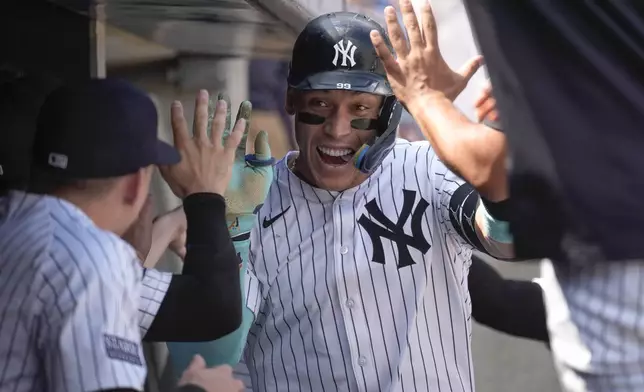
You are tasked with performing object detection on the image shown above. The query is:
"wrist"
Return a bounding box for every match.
[185,187,224,197]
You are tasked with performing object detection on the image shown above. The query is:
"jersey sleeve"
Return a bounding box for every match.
[138,267,171,335]
[39,244,146,392]
[427,147,481,252]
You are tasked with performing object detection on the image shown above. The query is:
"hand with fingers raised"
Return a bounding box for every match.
[370,0,483,104]
[209,93,274,242]
[159,90,246,199]
[164,93,274,372]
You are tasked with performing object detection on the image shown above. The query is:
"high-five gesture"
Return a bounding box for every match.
[160,90,246,198]
[209,93,273,224]
[370,0,482,103]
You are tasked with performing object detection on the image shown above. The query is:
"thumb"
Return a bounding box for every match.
[253,131,272,161]
[187,355,206,370]
[457,55,484,82]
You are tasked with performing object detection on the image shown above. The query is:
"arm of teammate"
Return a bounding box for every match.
[141,193,242,342]
[167,93,273,370]
[40,243,147,392]
[469,254,549,344]
[137,90,248,344]
[372,1,514,259]
[168,243,263,371]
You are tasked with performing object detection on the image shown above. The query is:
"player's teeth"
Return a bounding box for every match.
[318,147,354,157]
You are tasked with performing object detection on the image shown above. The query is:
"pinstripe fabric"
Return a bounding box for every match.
[540,257,644,392]
[139,269,171,336]
[0,191,158,392]
[243,139,476,392]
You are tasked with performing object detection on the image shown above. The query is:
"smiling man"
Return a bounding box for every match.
[236,10,519,392]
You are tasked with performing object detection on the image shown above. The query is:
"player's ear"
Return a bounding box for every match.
[121,166,152,207]
[285,87,296,115]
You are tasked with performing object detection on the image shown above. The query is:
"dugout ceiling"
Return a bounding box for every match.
[45,0,346,67]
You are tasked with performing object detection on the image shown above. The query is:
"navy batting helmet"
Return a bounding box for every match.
[287,11,402,173]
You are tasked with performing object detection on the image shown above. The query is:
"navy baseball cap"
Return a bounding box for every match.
[32,78,180,179]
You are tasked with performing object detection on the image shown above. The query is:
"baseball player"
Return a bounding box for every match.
[0,74,269,346]
[169,7,519,392]
[0,78,246,392]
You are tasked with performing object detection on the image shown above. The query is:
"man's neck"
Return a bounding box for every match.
[53,191,126,236]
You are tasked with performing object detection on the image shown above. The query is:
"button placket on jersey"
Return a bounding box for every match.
[333,195,370,392]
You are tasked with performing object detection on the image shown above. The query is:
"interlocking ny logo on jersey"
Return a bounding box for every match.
[358,189,430,268]
[332,39,357,67]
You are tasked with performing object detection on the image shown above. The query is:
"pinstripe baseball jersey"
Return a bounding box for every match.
[0,191,170,392]
[244,139,476,392]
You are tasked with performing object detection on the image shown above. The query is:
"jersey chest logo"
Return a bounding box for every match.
[357,189,431,269]
[332,39,357,67]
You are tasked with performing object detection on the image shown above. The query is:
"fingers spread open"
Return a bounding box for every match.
[193,90,210,144]
[420,1,439,49]
[235,100,253,155]
[211,99,227,146]
[458,55,484,83]
[224,118,245,153]
[383,6,408,58]
[371,30,405,82]
[399,0,423,49]
[253,131,272,161]
[170,101,190,149]
[218,92,233,138]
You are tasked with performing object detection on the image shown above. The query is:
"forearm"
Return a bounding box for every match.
[408,92,508,201]
[469,256,549,344]
[144,193,242,342]
[166,226,255,370]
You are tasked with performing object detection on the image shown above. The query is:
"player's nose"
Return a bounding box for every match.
[324,109,354,139]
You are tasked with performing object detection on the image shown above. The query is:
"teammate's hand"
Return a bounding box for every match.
[122,193,154,261]
[474,81,499,123]
[160,90,246,198]
[142,205,187,268]
[370,0,483,103]
[211,93,274,224]
[178,355,244,392]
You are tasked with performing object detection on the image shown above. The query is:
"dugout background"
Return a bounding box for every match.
[1,0,560,391]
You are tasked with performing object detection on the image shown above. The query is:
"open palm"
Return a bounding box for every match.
[208,93,273,222]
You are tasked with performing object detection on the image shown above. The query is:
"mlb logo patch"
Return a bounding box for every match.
[104,334,143,366]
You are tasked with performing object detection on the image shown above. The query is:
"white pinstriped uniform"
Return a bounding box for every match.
[540,255,644,392]
[244,139,476,392]
[0,191,170,392]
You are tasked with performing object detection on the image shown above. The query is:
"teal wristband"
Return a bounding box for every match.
[480,202,514,244]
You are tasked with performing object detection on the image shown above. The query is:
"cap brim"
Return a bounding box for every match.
[156,140,181,166]
[291,70,393,96]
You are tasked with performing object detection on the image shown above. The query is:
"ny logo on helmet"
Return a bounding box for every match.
[332,39,357,67]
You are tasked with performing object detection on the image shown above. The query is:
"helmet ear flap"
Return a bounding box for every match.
[353,97,403,173]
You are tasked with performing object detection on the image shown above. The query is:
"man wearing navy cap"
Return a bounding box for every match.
[0,78,246,392]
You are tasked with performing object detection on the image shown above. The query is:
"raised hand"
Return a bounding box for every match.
[208,93,274,235]
[370,0,483,103]
[160,90,246,199]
